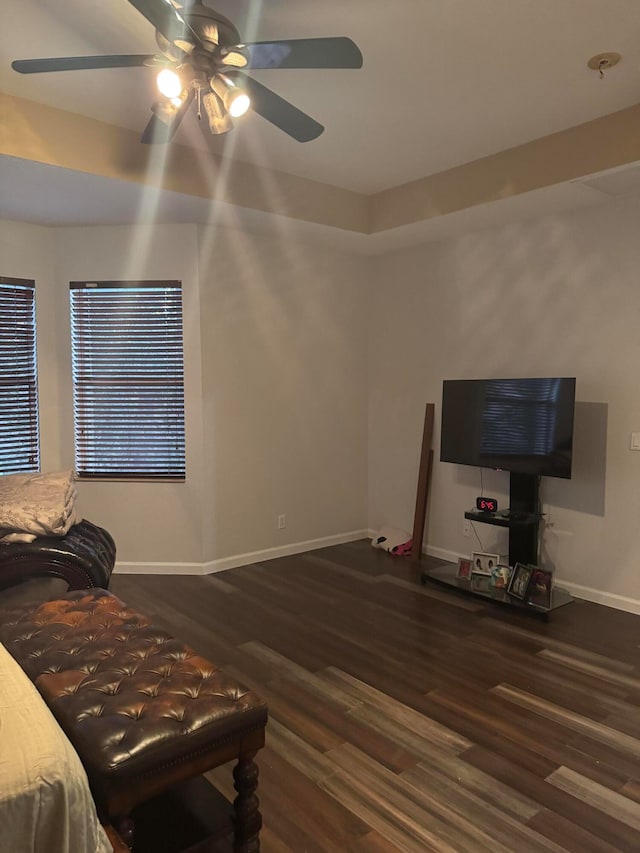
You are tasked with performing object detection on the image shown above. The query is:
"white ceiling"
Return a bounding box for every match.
[2,0,640,238]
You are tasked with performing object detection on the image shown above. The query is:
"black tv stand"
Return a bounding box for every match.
[460,473,540,564]
[463,508,539,561]
[420,562,572,620]
[420,471,573,618]
[505,472,539,565]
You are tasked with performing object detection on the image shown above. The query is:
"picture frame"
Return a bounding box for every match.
[507,562,533,601]
[471,551,500,576]
[490,563,511,590]
[527,566,553,609]
[456,557,472,579]
[471,573,492,593]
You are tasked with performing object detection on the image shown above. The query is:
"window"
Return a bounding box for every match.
[70,281,185,480]
[0,277,39,474]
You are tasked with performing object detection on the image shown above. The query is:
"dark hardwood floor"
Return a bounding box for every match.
[109,541,640,853]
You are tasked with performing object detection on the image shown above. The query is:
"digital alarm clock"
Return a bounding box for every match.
[476,496,498,513]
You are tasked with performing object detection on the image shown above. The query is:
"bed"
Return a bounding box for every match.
[0,641,112,853]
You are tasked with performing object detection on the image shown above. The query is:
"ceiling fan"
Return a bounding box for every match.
[11,0,363,144]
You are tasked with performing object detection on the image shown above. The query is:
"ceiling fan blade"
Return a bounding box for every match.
[245,37,363,70]
[141,89,194,144]
[12,55,155,74]
[230,72,323,142]
[128,0,198,49]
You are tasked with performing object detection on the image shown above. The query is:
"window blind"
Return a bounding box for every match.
[0,277,39,474]
[70,281,185,480]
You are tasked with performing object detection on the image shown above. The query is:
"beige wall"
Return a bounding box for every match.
[0,220,61,467]
[196,225,369,564]
[0,218,368,569]
[367,195,640,609]
[6,192,640,611]
[53,224,205,565]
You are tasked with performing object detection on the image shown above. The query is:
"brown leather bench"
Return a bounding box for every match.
[0,588,268,852]
[0,519,116,591]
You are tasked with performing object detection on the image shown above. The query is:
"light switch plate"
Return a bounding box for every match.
[631,432,640,450]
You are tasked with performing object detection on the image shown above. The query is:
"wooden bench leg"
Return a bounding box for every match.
[232,754,262,853]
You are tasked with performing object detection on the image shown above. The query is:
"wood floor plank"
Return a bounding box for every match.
[480,614,640,669]
[326,742,560,853]
[492,683,640,758]
[463,744,640,850]
[239,640,362,711]
[425,682,634,792]
[429,688,638,790]
[559,731,640,788]
[221,665,346,753]
[426,686,592,766]
[537,649,640,687]
[400,755,540,822]
[200,574,239,594]
[398,763,563,853]
[264,717,335,784]
[318,666,472,753]
[321,776,450,853]
[601,711,640,741]
[526,808,624,853]
[468,630,639,707]
[546,766,640,832]
[620,779,640,804]
[108,544,640,852]
[347,830,406,852]
[262,673,419,773]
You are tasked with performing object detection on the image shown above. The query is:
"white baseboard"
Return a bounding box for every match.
[554,580,640,615]
[426,546,640,615]
[365,530,463,565]
[114,534,640,616]
[423,544,463,564]
[113,561,206,576]
[114,529,369,576]
[203,529,369,574]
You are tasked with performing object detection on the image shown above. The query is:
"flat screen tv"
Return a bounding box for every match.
[440,377,576,479]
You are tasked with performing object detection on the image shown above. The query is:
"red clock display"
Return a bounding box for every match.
[476,497,498,513]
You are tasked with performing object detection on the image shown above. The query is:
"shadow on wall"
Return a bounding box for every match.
[544,401,607,517]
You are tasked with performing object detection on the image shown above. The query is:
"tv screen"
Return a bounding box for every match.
[440,377,576,479]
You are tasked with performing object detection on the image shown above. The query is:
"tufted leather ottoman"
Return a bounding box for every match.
[0,588,268,852]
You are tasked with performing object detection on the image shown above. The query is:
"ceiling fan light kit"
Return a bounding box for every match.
[157,67,183,98]
[202,90,233,134]
[11,0,363,144]
[210,73,250,118]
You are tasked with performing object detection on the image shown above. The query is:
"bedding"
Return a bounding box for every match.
[0,642,111,853]
[0,470,78,538]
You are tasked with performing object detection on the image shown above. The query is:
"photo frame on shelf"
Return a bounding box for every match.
[490,563,511,590]
[457,557,472,579]
[527,566,553,609]
[507,562,533,601]
[471,551,500,576]
[471,573,492,593]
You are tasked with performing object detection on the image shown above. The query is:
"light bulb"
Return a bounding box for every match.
[157,68,182,99]
[210,74,251,119]
[228,91,250,118]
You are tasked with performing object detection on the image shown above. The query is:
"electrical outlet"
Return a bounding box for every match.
[278,514,286,530]
[463,519,471,537]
